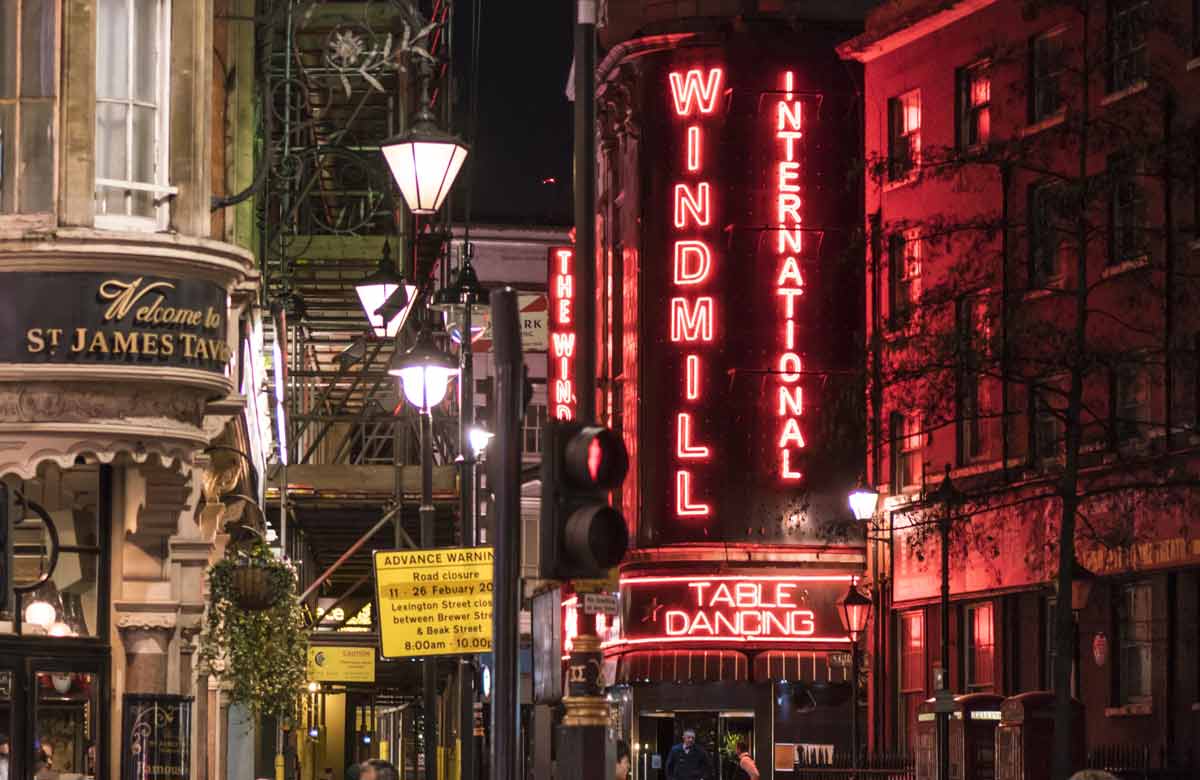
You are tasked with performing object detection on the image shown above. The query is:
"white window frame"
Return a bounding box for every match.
[887,89,922,182]
[94,0,175,232]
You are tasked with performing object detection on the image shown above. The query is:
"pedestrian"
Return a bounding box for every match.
[361,759,398,780]
[0,733,9,780]
[733,740,759,780]
[614,740,630,780]
[665,729,713,780]
[344,763,360,780]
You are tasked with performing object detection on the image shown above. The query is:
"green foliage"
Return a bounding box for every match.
[197,542,308,722]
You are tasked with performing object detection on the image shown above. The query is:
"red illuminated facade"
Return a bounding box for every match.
[840,0,1200,768]
[589,12,867,776]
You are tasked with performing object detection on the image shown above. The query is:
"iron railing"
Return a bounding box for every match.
[1087,744,1197,780]
[792,750,915,780]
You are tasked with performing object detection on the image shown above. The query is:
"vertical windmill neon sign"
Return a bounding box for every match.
[668,67,722,520]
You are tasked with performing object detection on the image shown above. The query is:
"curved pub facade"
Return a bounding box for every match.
[589,6,868,777]
[0,3,260,780]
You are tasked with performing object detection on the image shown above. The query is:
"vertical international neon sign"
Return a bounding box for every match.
[668,67,722,520]
[548,246,577,420]
[774,71,806,481]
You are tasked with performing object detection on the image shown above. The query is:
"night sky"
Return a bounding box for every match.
[452,1,574,226]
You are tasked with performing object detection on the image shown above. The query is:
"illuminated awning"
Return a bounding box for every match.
[752,650,853,684]
[615,650,749,684]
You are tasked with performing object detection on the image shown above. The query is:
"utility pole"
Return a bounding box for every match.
[489,288,523,780]
[558,2,610,780]
[458,264,477,780]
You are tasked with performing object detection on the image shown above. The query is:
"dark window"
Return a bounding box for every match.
[1115,363,1149,440]
[1109,0,1148,92]
[1110,155,1146,264]
[891,412,922,490]
[522,403,548,455]
[1029,181,1069,284]
[1030,31,1065,123]
[1033,382,1064,459]
[1043,597,1077,694]
[899,610,926,752]
[1117,581,1153,704]
[957,298,990,463]
[0,0,58,214]
[889,231,921,325]
[965,602,995,690]
[957,61,991,149]
[887,90,921,181]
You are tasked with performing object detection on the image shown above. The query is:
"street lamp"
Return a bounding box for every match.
[927,466,964,780]
[467,425,494,458]
[838,582,872,772]
[432,255,491,344]
[355,241,419,339]
[380,67,469,215]
[848,481,879,522]
[388,327,460,410]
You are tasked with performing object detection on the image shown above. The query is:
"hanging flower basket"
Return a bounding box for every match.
[198,542,308,722]
[231,562,280,611]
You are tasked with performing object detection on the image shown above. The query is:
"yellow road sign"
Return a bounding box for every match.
[308,645,376,683]
[373,547,494,658]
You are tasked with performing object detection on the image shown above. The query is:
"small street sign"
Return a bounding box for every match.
[582,593,618,615]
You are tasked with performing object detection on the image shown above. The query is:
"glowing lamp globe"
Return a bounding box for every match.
[848,485,879,522]
[48,622,74,638]
[380,110,469,215]
[388,331,459,410]
[24,599,56,628]
[355,242,418,338]
[467,425,494,457]
[837,584,872,643]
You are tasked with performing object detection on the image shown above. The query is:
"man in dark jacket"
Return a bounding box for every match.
[665,729,713,780]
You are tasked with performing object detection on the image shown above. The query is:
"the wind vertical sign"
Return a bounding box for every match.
[774,71,806,482]
[548,246,577,421]
[668,67,723,521]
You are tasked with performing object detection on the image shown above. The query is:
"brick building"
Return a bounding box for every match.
[840,0,1200,768]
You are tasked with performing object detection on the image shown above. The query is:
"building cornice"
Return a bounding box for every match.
[837,0,997,63]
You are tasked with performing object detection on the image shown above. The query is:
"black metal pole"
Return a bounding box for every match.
[851,642,859,775]
[490,288,522,780]
[421,407,437,780]
[573,0,596,425]
[938,511,950,780]
[459,294,477,780]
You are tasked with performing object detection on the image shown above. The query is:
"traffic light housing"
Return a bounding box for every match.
[538,421,629,579]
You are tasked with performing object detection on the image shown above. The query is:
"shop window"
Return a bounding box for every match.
[1108,0,1148,92]
[1109,155,1147,265]
[1,466,104,638]
[965,602,995,690]
[887,90,921,182]
[94,0,173,230]
[0,0,58,216]
[523,403,548,456]
[1116,581,1152,704]
[1029,181,1070,285]
[889,230,921,325]
[956,61,990,149]
[1030,30,1065,123]
[899,610,926,751]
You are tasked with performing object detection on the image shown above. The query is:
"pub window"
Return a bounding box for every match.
[1108,0,1148,92]
[887,90,921,181]
[0,0,58,216]
[1030,30,1065,123]
[965,602,995,690]
[95,0,175,229]
[1116,581,1153,704]
[899,610,926,751]
[956,61,990,149]
[522,403,548,456]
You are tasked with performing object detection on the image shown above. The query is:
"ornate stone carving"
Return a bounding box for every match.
[0,383,208,426]
[116,612,178,631]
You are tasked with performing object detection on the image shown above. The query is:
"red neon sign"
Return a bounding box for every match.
[668,66,723,522]
[773,71,806,481]
[548,246,577,421]
[619,574,852,645]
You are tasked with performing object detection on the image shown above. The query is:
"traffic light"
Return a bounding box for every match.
[538,421,629,579]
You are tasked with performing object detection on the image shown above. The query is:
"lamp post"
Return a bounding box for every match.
[838,582,872,775]
[927,466,963,780]
[1062,559,1095,695]
[355,241,418,339]
[431,253,490,780]
[388,325,459,780]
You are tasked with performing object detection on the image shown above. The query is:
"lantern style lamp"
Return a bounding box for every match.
[24,598,56,629]
[1069,559,1096,614]
[380,79,469,214]
[848,481,880,522]
[837,583,872,643]
[355,242,418,338]
[431,256,491,344]
[388,328,460,410]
